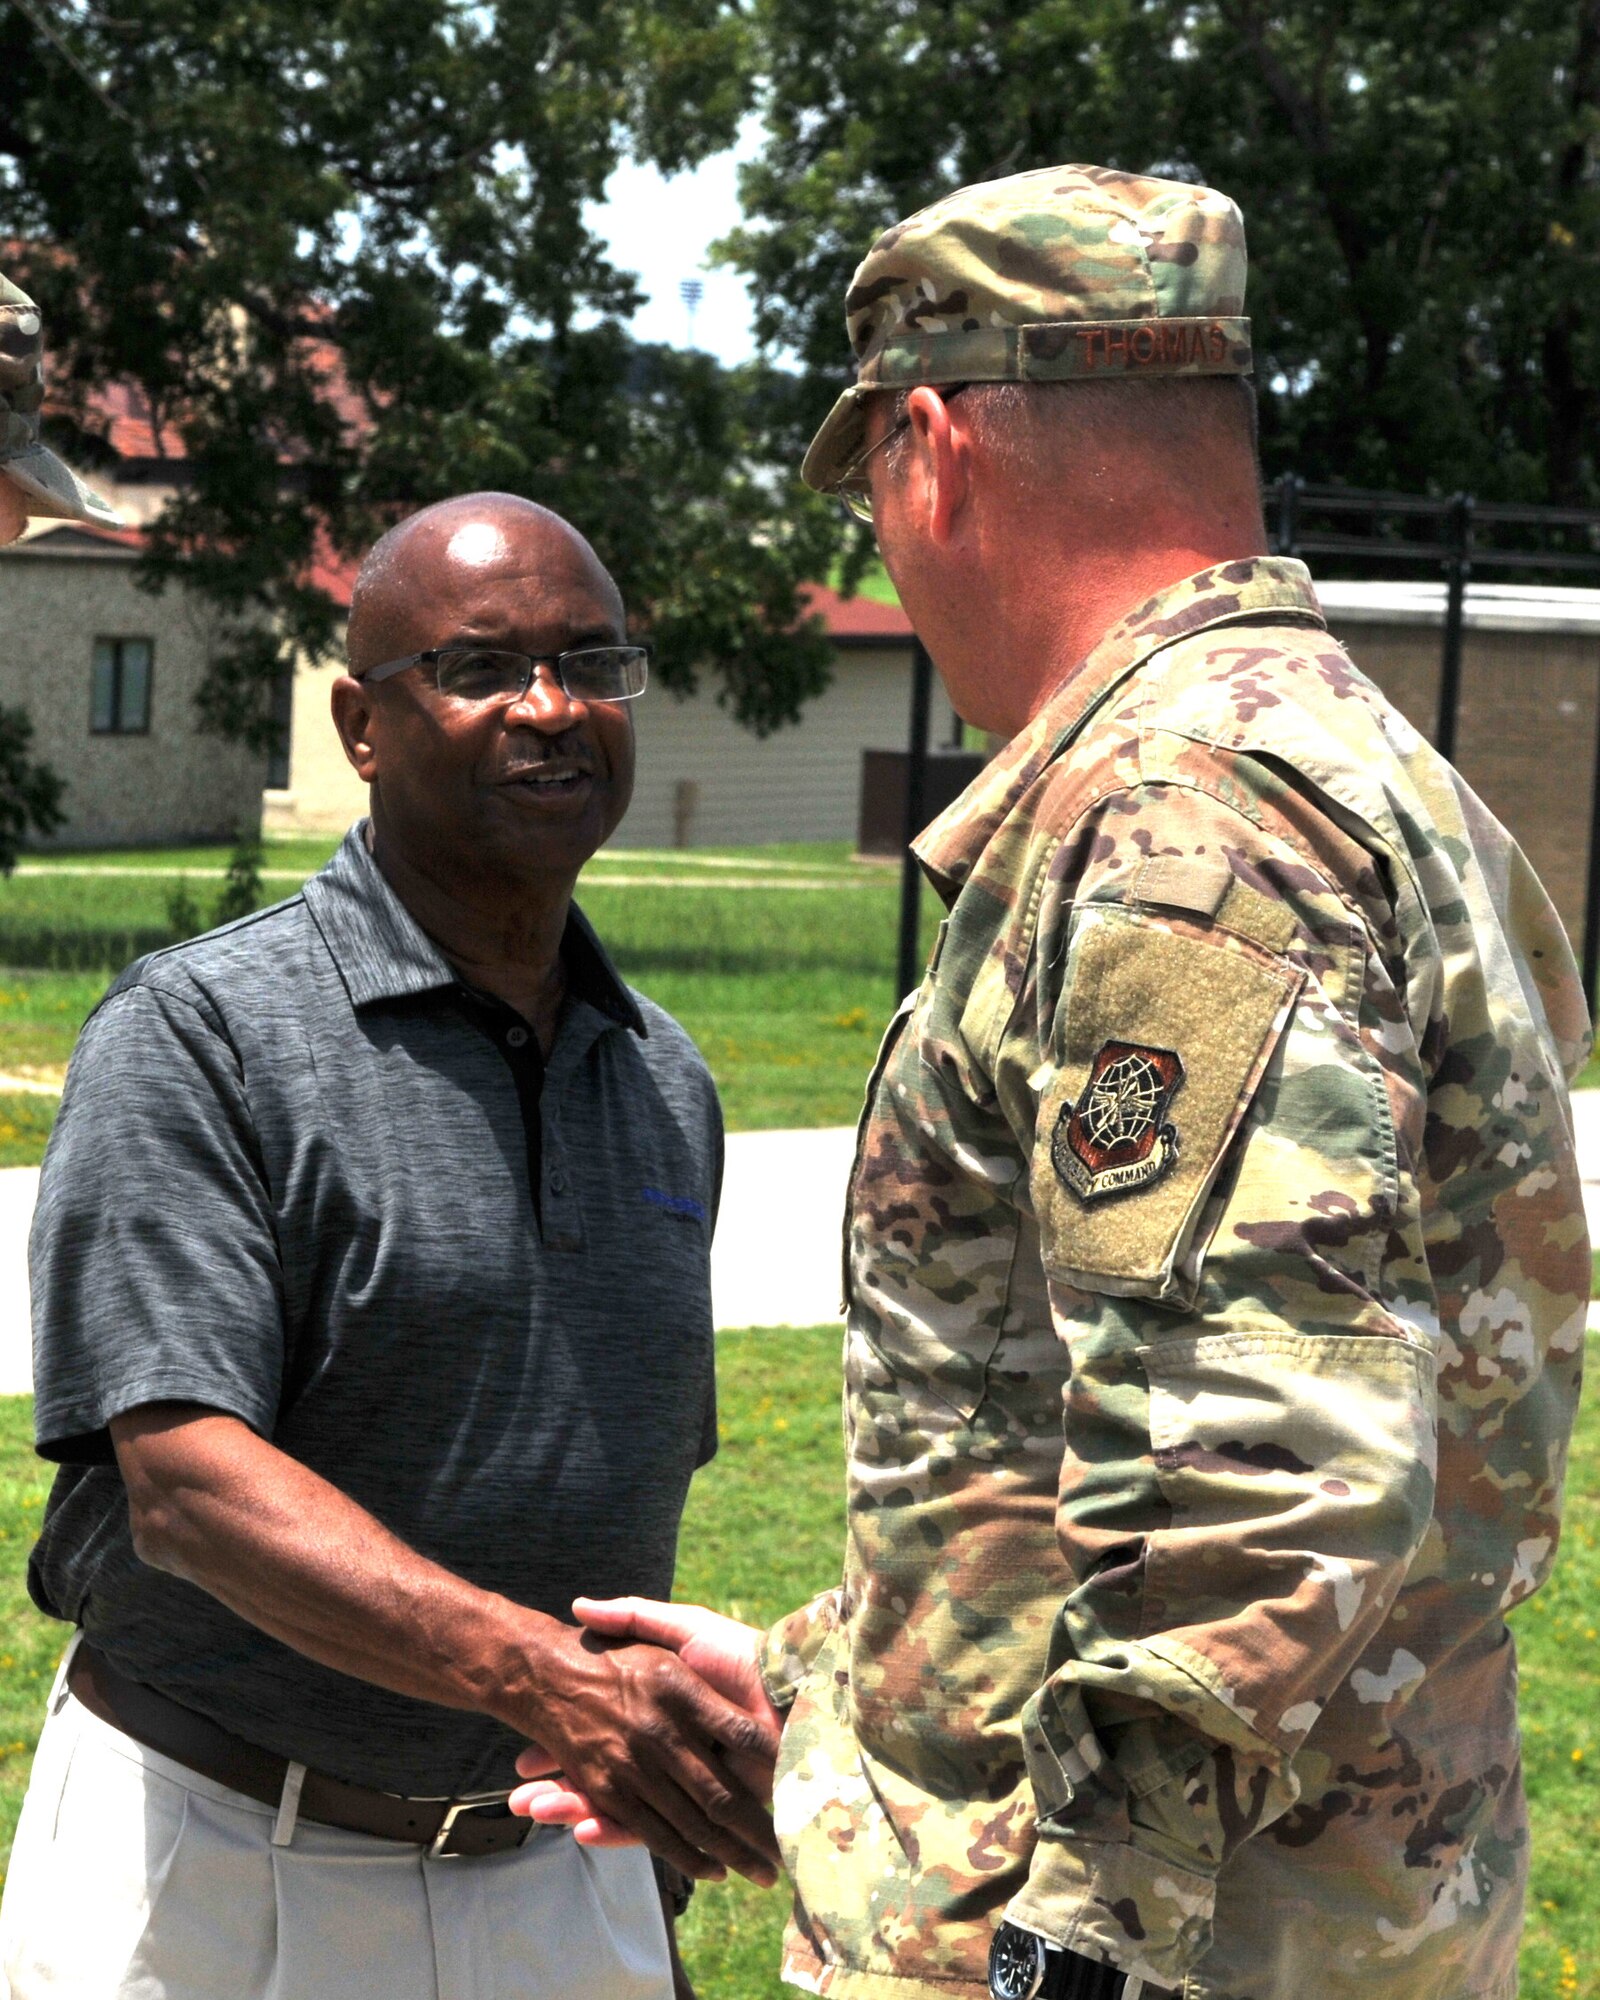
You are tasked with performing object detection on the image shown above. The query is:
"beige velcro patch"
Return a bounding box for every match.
[1133,854,1297,954]
[1035,911,1303,1301]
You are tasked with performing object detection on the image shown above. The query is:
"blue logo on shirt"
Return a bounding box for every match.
[641,1186,707,1222]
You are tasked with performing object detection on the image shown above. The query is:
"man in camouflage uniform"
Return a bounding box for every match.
[0,271,121,543]
[533,166,1589,2000]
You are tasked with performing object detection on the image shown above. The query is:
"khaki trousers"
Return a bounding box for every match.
[0,1659,672,2000]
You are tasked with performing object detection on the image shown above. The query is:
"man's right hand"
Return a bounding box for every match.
[502,1613,781,1887]
[511,1599,777,1862]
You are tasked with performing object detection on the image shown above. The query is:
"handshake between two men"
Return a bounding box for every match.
[509,1598,778,1886]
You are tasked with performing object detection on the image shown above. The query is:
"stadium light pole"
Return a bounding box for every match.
[679,277,704,348]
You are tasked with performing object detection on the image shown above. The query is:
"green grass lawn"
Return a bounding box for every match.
[1516,1354,1600,2000]
[0,1092,56,1167]
[0,839,925,1139]
[671,1328,847,1996]
[0,1398,64,1852]
[0,972,109,1079]
[0,1332,1595,1995]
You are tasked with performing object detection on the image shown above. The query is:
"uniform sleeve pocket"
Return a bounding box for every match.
[1136,1327,1437,1737]
[1032,910,1303,1304]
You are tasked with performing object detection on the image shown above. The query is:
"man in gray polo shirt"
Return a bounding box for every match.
[2,493,778,2000]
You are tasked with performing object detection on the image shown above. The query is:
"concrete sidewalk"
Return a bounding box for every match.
[6,1098,1599,1400]
[711,1126,855,1331]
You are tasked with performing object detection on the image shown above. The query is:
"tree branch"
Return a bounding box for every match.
[4,0,137,124]
[342,132,499,197]
[1542,0,1600,502]
[1222,0,1391,396]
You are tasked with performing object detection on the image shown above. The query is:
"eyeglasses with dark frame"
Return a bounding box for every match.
[356,644,650,706]
[834,383,970,524]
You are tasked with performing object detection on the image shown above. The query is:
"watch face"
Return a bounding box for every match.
[988,1925,1047,2000]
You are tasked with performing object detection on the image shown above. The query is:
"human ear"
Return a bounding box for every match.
[904,385,971,546]
[330,675,380,783]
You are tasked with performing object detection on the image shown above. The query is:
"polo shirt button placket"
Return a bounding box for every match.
[542,1121,582,1251]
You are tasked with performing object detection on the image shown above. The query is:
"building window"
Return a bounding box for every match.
[90,637,153,735]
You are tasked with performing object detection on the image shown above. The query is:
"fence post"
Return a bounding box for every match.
[1434,493,1473,762]
[1274,471,1300,556]
[896,638,934,1000]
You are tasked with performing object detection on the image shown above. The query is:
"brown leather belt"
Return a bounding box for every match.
[67,1641,534,1859]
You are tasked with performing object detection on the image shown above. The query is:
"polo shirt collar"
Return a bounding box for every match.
[913,556,1325,903]
[303,822,646,1034]
[560,903,647,1036]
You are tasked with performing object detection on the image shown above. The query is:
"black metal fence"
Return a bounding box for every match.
[895,482,1600,998]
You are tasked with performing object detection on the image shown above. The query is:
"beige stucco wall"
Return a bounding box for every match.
[262,651,367,838]
[0,541,267,848]
[264,640,959,849]
[621,643,954,848]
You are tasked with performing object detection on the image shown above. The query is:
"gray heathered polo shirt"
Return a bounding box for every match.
[28,825,722,1798]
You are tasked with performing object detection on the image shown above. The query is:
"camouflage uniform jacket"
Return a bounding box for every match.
[760,558,1589,2000]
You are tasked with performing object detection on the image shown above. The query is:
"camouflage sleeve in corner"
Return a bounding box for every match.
[760,1589,844,1713]
[998,781,1444,1985]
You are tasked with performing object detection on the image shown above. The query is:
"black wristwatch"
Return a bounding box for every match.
[987,1922,1145,1999]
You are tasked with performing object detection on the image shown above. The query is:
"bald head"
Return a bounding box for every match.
[331,488,638,894]
[346,493,624,675]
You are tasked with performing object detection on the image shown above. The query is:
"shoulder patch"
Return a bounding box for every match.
[1051,1041,1184,1202]
[1035,911,1304,1301]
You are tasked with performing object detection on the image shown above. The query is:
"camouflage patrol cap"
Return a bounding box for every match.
[0,274,121,527]
[802,163,1252,494]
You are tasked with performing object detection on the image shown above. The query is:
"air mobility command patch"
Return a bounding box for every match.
[1033,911,1305,1303]
[1052,1041,1184,1202]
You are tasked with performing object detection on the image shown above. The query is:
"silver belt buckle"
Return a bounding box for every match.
[427,1790,519,1859]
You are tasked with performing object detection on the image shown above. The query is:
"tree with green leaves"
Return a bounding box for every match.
[0,699,63,872]
[727,0,1599,506]
[5,0,1595,867]
[0,0,843,795]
